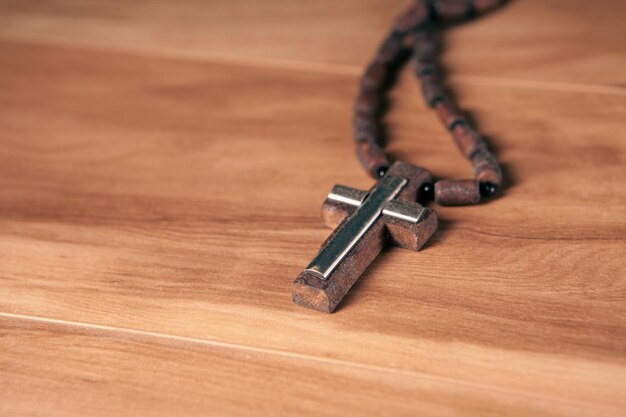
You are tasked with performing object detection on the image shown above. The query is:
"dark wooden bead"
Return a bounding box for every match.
[434,179,481,206]
[361,61,387,89]
[413,58,436,78]
[435,100,465,130]
[355,141,390,179]
[354,87,381,115]
[375,33,405,65]
[420,75,446,107]
[476,167,501,186]
[433,0,473,21]
[413,30,437,62]
[394,0,429,33]
[471,150,502,186]
[451,123,482,158]
[353,114,379,144]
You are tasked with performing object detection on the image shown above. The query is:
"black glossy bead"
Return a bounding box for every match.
[376,165,389,178]
[479,182,497,198]
[420,182,434,202]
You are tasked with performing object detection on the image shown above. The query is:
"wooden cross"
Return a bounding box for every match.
[293,161,438,313]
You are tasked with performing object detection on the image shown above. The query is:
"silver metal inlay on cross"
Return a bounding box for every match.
[305,175,424,280]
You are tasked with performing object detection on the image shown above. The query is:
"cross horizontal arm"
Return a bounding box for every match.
[383,199,424,223]
[328,185,368,207]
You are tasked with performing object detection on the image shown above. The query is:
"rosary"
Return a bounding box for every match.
[293,0,506,312]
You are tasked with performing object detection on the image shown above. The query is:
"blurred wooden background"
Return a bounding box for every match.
[1,1,625,416]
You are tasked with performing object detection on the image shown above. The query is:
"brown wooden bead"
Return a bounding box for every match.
[451,123,482,158]
[354,87,381,115]
[413,58,435,78]
[477,169,501,186]
[433,0,473,21]
[413,30,437,61]
[435,100,464,130]
[394,0,429,33]
[353,114,378,144]
[355,141,390,178]
[434,179,481,206]
[361,61,387,89]
[472,150,503,186]
[420,75,446,107]
[375,33,405,65]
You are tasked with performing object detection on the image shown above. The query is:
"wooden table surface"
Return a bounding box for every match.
[1,1,625,416]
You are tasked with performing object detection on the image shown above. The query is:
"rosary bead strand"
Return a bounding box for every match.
[353,1,431,179]
[353,0,505,204]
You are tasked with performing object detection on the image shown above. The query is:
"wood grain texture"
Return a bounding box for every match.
[1,0,625,89]
[0,0,625,416]
[1,315,598,417]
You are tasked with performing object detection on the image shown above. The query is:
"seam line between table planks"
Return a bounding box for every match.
[0,311,619,415]
[1,33,625,98]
